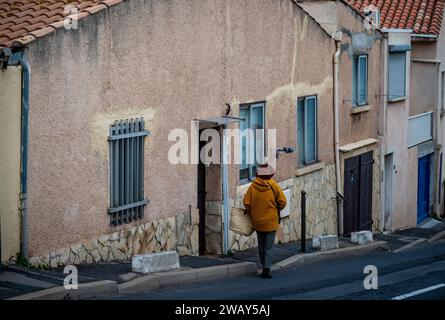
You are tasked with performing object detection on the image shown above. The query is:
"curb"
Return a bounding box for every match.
[272,241,388,269]
[428,229,445,242]
[9,262,258,299]
[392,238,426,253]
[7,239,391,299]
[118,261,257,295]
[8,280,117,300]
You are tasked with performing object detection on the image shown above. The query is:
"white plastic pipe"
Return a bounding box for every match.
[333,36,342,235]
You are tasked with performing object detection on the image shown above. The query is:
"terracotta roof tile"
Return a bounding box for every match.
[0,0,123,48]
[347,0,445,35]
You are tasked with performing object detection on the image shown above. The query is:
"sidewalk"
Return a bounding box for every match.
[0,235,385,300]
[231,238,358,268]
[0,256,240,299]
[375,218,445,252]
[3,220,444,299]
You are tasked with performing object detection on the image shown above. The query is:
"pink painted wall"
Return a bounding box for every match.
[25,0,337,256]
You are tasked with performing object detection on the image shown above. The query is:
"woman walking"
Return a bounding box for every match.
[243,163,287,278]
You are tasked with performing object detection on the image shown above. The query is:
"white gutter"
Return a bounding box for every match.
[411,58,441,64]
[434,60,441,216]
[333,31,342,236]
[379,35,389,232]
[222,125,230,254]
[411,34,438,39]
[381,28,413,33]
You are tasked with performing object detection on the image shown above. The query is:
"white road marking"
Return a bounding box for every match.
[391,283,445,300]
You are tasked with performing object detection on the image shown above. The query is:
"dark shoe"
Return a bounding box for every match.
[262,268,272,279]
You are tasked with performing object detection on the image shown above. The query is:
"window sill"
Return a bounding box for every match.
[339,138,378,153]
[351,105,372,115]
[388,96,406,103]
[295,162,325,177]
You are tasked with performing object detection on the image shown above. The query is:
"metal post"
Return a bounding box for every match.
[0,210,3,272]
[301,190,306,253]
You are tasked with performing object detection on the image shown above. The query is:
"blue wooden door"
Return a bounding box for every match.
[417,155,430,224]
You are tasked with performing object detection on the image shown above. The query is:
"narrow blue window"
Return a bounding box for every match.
[297,96,317,167]
[239,102,265,182]
[353,54,368,106]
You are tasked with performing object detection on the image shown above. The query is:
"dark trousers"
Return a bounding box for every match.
[257,231,276,270]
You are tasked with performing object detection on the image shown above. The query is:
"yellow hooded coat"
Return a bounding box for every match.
[243,177,287,232]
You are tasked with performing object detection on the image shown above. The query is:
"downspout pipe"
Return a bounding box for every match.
[379,35,389,232]
[8,50,31,259]
[333,32,342,236]
[222,125,229,254]
[434,60,441,218]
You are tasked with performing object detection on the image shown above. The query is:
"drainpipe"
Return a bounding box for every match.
[379,35,389,232]
[434,60,441,218]
[222,125,229,254]
[7,50,31,259]
[333,32,343,236]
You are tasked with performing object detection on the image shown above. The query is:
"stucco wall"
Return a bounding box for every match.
[337,2,381,146]
[385,99,417,230]
[409,41,438,116]
[25,0,336,257]
[410,57,437,116]
[380,31,417,231]
[0,67,22,262]
[430,16,445,217]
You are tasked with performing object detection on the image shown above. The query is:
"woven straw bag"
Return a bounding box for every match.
[230,207,254,236]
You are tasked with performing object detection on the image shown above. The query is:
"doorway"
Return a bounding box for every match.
[343,151,374,236]
[197,129,207,255]
[417,154,431,224]
[197,126,223,255]
[384,153,393,231]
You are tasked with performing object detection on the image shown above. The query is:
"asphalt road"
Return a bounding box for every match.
[113,239,445,300]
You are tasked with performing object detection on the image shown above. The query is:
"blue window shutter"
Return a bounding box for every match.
[304,97,317,164]
[358,55,368,104]
[239,103,265,181]
[297,99,305,166]
[388,52,406,99]
[251,104,264,167]
[239,108,249,180]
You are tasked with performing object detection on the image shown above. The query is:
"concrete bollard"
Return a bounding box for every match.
[351,231,373,245]
[132,251,180,274]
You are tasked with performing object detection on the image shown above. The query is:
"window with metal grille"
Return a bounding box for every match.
[388,52,406,100]
[108,118,149,226]
[297,96,317,167]
[352,54,368,106]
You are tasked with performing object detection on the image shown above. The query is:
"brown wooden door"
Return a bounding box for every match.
[343,151,373,236]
